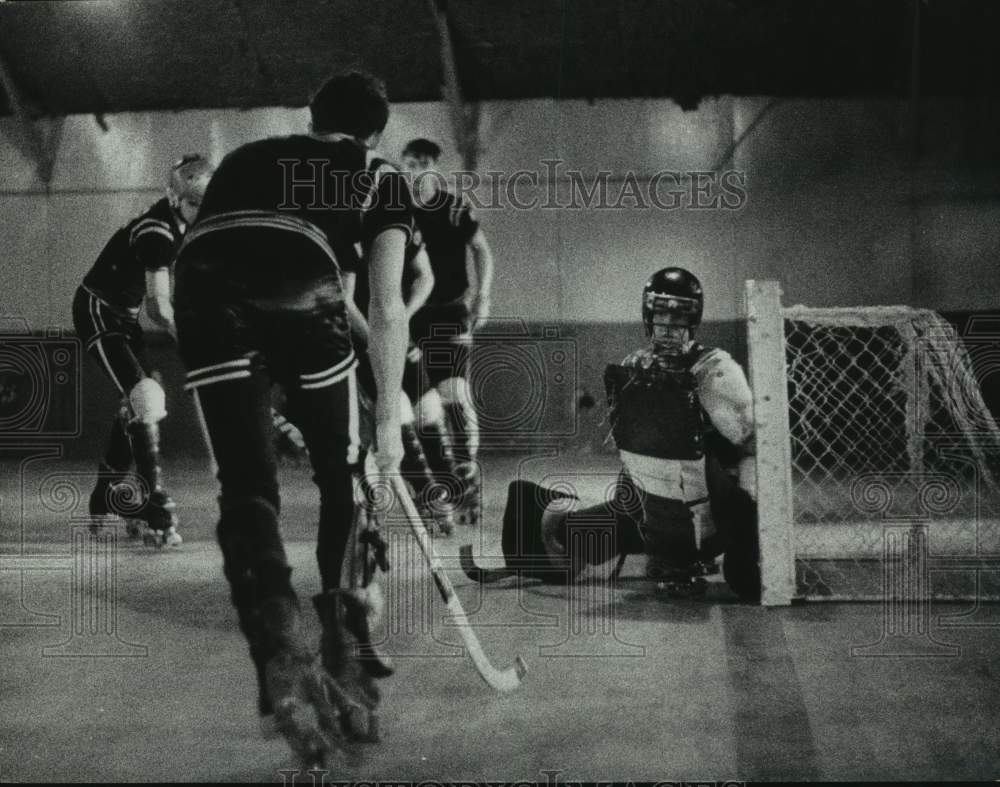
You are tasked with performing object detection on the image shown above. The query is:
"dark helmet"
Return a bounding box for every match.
[641,267,704,336]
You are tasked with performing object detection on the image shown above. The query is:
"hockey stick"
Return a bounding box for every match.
[459,543,518,583]
[389,474,527,693]
[189,388,219,477]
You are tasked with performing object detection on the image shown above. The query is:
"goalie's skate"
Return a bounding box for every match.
[655,575,708,598]
[647,559,708,599]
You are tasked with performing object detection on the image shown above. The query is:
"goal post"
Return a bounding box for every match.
[744,280,1000,604]
[745,280,796,606]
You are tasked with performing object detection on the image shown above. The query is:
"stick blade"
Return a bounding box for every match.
[478,654,528,693]
[459,543,516,584]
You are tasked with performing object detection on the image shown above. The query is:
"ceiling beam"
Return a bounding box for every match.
[0,45,61,186]
[428,0,480,170]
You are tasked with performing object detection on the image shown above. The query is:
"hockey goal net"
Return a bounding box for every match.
[746,281,1000,604]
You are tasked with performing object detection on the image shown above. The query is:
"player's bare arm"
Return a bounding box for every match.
[405,246,435,320]
[144,268,176,336]
[467,228,494,329]
[367,227,409,471]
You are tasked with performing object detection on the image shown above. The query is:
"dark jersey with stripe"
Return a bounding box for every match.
[82,198,182,312]
[414,191,479,304]
[188,133,414,291]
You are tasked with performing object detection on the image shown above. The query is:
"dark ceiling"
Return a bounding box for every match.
[0,0,998,118]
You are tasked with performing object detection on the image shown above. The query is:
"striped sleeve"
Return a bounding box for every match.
[130,218,174,244]
[131,218,177,271]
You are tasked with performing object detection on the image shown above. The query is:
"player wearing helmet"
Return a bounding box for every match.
[72,154,213,548]
[463,267,760,601]
[609,267,756,595]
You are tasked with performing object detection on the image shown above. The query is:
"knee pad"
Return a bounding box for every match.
[128,377,167,425]
[437,376,470,407]
[414,388,444,427]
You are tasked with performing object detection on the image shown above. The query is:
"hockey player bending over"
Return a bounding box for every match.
[173,72,410,766]
[466,267,760,601]
[73,154,213,547]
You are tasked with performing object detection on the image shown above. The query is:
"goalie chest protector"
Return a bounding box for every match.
[604,355,706,460]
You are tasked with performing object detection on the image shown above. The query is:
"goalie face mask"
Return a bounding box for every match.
[649,315,691,356]
[641,267,704,348]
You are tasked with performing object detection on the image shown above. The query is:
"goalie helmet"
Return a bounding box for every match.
[166,154,212,209]
[642,267,704,337]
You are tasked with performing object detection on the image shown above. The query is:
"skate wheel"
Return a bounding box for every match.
[656,577,708,598]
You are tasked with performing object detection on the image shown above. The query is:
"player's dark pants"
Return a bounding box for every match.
[71,286,145,471]
[175,255,362,595]
[410,299,471,387]
[176,221,368,714]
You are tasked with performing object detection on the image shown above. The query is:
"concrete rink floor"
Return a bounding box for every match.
[1,451,999,782]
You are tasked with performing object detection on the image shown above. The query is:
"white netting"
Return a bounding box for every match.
[783,306,1000,599]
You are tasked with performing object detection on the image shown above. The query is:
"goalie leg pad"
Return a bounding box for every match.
[639,491,699,572]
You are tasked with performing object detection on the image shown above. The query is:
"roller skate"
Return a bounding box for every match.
[132,490,183,548]
[646,556,708,599]
[453,462,481,527]
[420,487,455,537]
[128,422,182,548]
[256,594,349,767]
[88,464,141,537]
